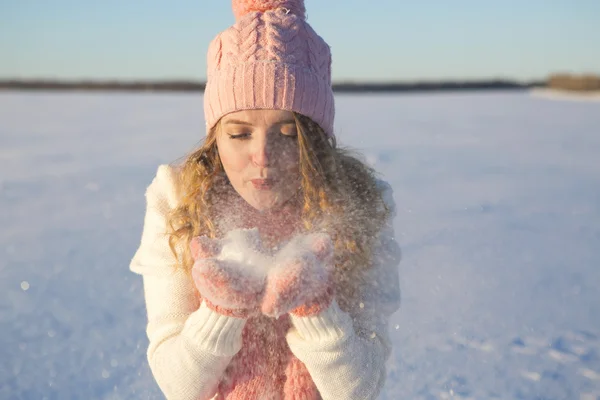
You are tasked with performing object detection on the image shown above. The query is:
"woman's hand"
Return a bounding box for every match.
[190,230,267,318]
[261,233,335,318]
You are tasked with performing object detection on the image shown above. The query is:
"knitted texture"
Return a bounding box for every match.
[262,233,335,318]
[213,313,320,400]
[207,192,322,400]
[192,229,336,320]
[204,0,335,136]
[130,165,401,399]
[232,0,306,20]
[190,235,265,318]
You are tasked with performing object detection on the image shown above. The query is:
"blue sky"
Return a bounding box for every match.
[1,0,599,81]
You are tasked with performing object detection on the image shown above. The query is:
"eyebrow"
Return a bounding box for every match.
[223,119,296,126]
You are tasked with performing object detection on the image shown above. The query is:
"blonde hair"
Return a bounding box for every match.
[167,113,390,310]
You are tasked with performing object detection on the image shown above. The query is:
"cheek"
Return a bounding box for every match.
[279,144,300,172]
[218,142,248,174]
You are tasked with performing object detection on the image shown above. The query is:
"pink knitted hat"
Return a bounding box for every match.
[203,0,335,137]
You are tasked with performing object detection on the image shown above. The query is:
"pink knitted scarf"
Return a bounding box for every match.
[207,192,322,399]
[215,314,320,399]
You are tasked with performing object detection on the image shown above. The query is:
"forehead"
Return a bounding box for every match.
[221,109,295,126]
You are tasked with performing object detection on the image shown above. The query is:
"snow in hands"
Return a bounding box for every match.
[191,229,334,316]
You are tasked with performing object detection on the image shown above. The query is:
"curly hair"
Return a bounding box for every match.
[166,113,390,311]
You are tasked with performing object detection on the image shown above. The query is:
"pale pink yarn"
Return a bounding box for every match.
[204,0,335,136]
[232,0,306,20]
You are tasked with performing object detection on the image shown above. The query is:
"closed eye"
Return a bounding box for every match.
[280,126,298,138]
[228,133,251,140]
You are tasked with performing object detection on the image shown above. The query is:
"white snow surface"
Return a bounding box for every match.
[1,90,599,399]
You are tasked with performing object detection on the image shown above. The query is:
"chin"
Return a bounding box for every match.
[251,203,274,212]
[246,191,286,211]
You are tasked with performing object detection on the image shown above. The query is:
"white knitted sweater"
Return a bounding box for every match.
[130,165,401,400]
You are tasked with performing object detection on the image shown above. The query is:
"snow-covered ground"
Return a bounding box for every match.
[1,91,599,399]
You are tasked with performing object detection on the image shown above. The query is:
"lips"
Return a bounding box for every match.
[251,179,275,190]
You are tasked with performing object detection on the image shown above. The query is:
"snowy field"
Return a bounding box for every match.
[1,91,599,399]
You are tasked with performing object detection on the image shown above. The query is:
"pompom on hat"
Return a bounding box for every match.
[203,0,335,136]
[232,0,306,20]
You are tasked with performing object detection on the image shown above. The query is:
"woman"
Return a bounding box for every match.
[130,1,401,399]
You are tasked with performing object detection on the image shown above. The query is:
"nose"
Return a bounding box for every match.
[251,136,273,167]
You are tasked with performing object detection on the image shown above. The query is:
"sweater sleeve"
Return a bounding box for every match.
[286,180,401,400]
[130,165,246,400]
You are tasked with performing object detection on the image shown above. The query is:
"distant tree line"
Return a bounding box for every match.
[0,80,206,92]
[331,80,542,93]
[0,79,545,93]
[547,74,600,92]
[4,75,598,93]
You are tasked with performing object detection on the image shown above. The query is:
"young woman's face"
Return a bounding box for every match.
[216,109,301,211]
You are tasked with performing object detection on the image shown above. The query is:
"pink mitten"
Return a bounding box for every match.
[261,233,335,318]
[191,231,267,318]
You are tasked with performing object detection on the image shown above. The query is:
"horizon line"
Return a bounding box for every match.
[0,78,547,94]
